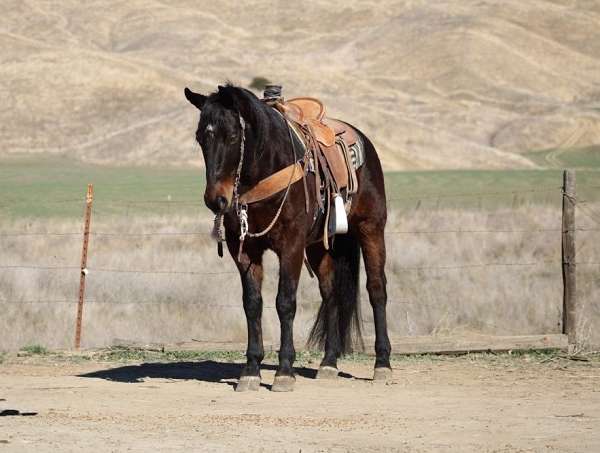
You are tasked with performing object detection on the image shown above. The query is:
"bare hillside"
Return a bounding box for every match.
[1,0,600,169]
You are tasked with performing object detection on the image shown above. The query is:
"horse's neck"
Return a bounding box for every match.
[243,110,293,187]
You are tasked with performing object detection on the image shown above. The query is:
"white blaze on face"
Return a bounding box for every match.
[205,124,215,133]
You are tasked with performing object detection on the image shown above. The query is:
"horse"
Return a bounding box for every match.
[184,84,391,392]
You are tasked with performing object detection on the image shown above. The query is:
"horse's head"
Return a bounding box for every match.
[184,85,249,214]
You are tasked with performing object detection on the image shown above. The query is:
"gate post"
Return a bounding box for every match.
[561,170,577,346]
[75,184,93,349]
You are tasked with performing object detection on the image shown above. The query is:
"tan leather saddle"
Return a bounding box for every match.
[235,94,363,255]
[275,97,359,196]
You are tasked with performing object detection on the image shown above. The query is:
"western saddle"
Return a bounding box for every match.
[267,92,364,249]
[275,97,361,197]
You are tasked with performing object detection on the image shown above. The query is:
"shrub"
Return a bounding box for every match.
[248,76,271,92]
[21,344,48,355]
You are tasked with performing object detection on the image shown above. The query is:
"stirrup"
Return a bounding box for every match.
[328,193,348,236]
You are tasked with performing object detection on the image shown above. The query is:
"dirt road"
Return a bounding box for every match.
[1,352,599,452]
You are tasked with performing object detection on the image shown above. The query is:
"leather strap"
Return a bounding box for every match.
[239,162,304,205]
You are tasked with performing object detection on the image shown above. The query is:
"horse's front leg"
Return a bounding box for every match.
[231,243,264,392]
[271,244,304,392]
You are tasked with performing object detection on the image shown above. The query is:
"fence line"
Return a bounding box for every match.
[0,299,79,304]
[2,296,542,311]
[391,260,558,271]
[0,185,569,209]
[92,231,212,237]
[0,265,80,271]
[80,259,559,274]
[0,260,560,276]
[8,227,600,238]
[386,186,560,201]
[0,199,82,206]
[88,267,238,276]
[386,228,563,234]
[0,299,267,308]
[1,172,599,349]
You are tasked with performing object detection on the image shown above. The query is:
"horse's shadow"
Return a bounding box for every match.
[78,361,355,390]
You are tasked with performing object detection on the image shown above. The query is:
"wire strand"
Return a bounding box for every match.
[387,186,560,201]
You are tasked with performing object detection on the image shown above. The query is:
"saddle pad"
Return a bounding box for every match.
[349,138,365,169]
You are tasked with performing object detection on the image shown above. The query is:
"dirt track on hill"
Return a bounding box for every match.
[4,0,600,169]
[1,355,599,452]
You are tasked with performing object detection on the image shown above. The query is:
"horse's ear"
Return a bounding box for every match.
[184,87,207,110]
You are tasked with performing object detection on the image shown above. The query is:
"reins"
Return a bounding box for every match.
[214,113,303,261]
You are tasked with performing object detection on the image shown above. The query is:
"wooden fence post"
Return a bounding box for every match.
[75,184,93,349]
[562,170,577,345]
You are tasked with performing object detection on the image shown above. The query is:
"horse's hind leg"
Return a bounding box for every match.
[306,244,340,379]
[358,222,392,380]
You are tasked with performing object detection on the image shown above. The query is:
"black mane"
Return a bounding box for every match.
[206,84,285,159]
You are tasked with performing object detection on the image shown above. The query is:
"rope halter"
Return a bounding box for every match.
[214,112,298,261]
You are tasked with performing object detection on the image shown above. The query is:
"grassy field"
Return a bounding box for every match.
[10,344,599,365]
[2,155,599,219]
[0,155,205,218]
[1,156,599,351]
[523,145,600,169]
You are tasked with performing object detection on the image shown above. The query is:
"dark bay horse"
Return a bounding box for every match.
[184,84,391,391]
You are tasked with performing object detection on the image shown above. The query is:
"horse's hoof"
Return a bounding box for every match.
[316,366,339,380]
[373,367,393,382]
[236,375,261,392]
[271,375,295,392]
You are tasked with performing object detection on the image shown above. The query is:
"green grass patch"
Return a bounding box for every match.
[20,344,48,355]
[93,346,324,365]
[2,155,599,220]
[385,168,600,210]
[8,346,599,366]
[523,145,600,169]
[89,346,576,366]
[0,155,205,219]
[385,169,560,209]
[94,346,247,363]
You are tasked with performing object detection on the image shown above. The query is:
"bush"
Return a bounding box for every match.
[248,76,271,92]
[21,344,48,355]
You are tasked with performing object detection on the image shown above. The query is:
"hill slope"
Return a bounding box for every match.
[1,0,600,170]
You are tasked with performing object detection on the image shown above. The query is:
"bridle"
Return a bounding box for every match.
[213,113,301,260]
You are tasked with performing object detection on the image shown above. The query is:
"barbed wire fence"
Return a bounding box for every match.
[1,171,599,350]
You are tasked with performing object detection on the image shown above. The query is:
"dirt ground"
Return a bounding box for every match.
[1,351,599,452]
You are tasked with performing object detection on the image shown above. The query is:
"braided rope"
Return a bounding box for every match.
[235,115,301,260]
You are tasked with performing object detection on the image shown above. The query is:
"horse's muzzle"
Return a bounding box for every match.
[205,194,229,213]
[204,179,234,214]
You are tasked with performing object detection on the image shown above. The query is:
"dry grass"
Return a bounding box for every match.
[2,202,599,351]
[2,1,600,169]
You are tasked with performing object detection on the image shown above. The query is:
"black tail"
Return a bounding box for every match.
[308,234,363,354]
